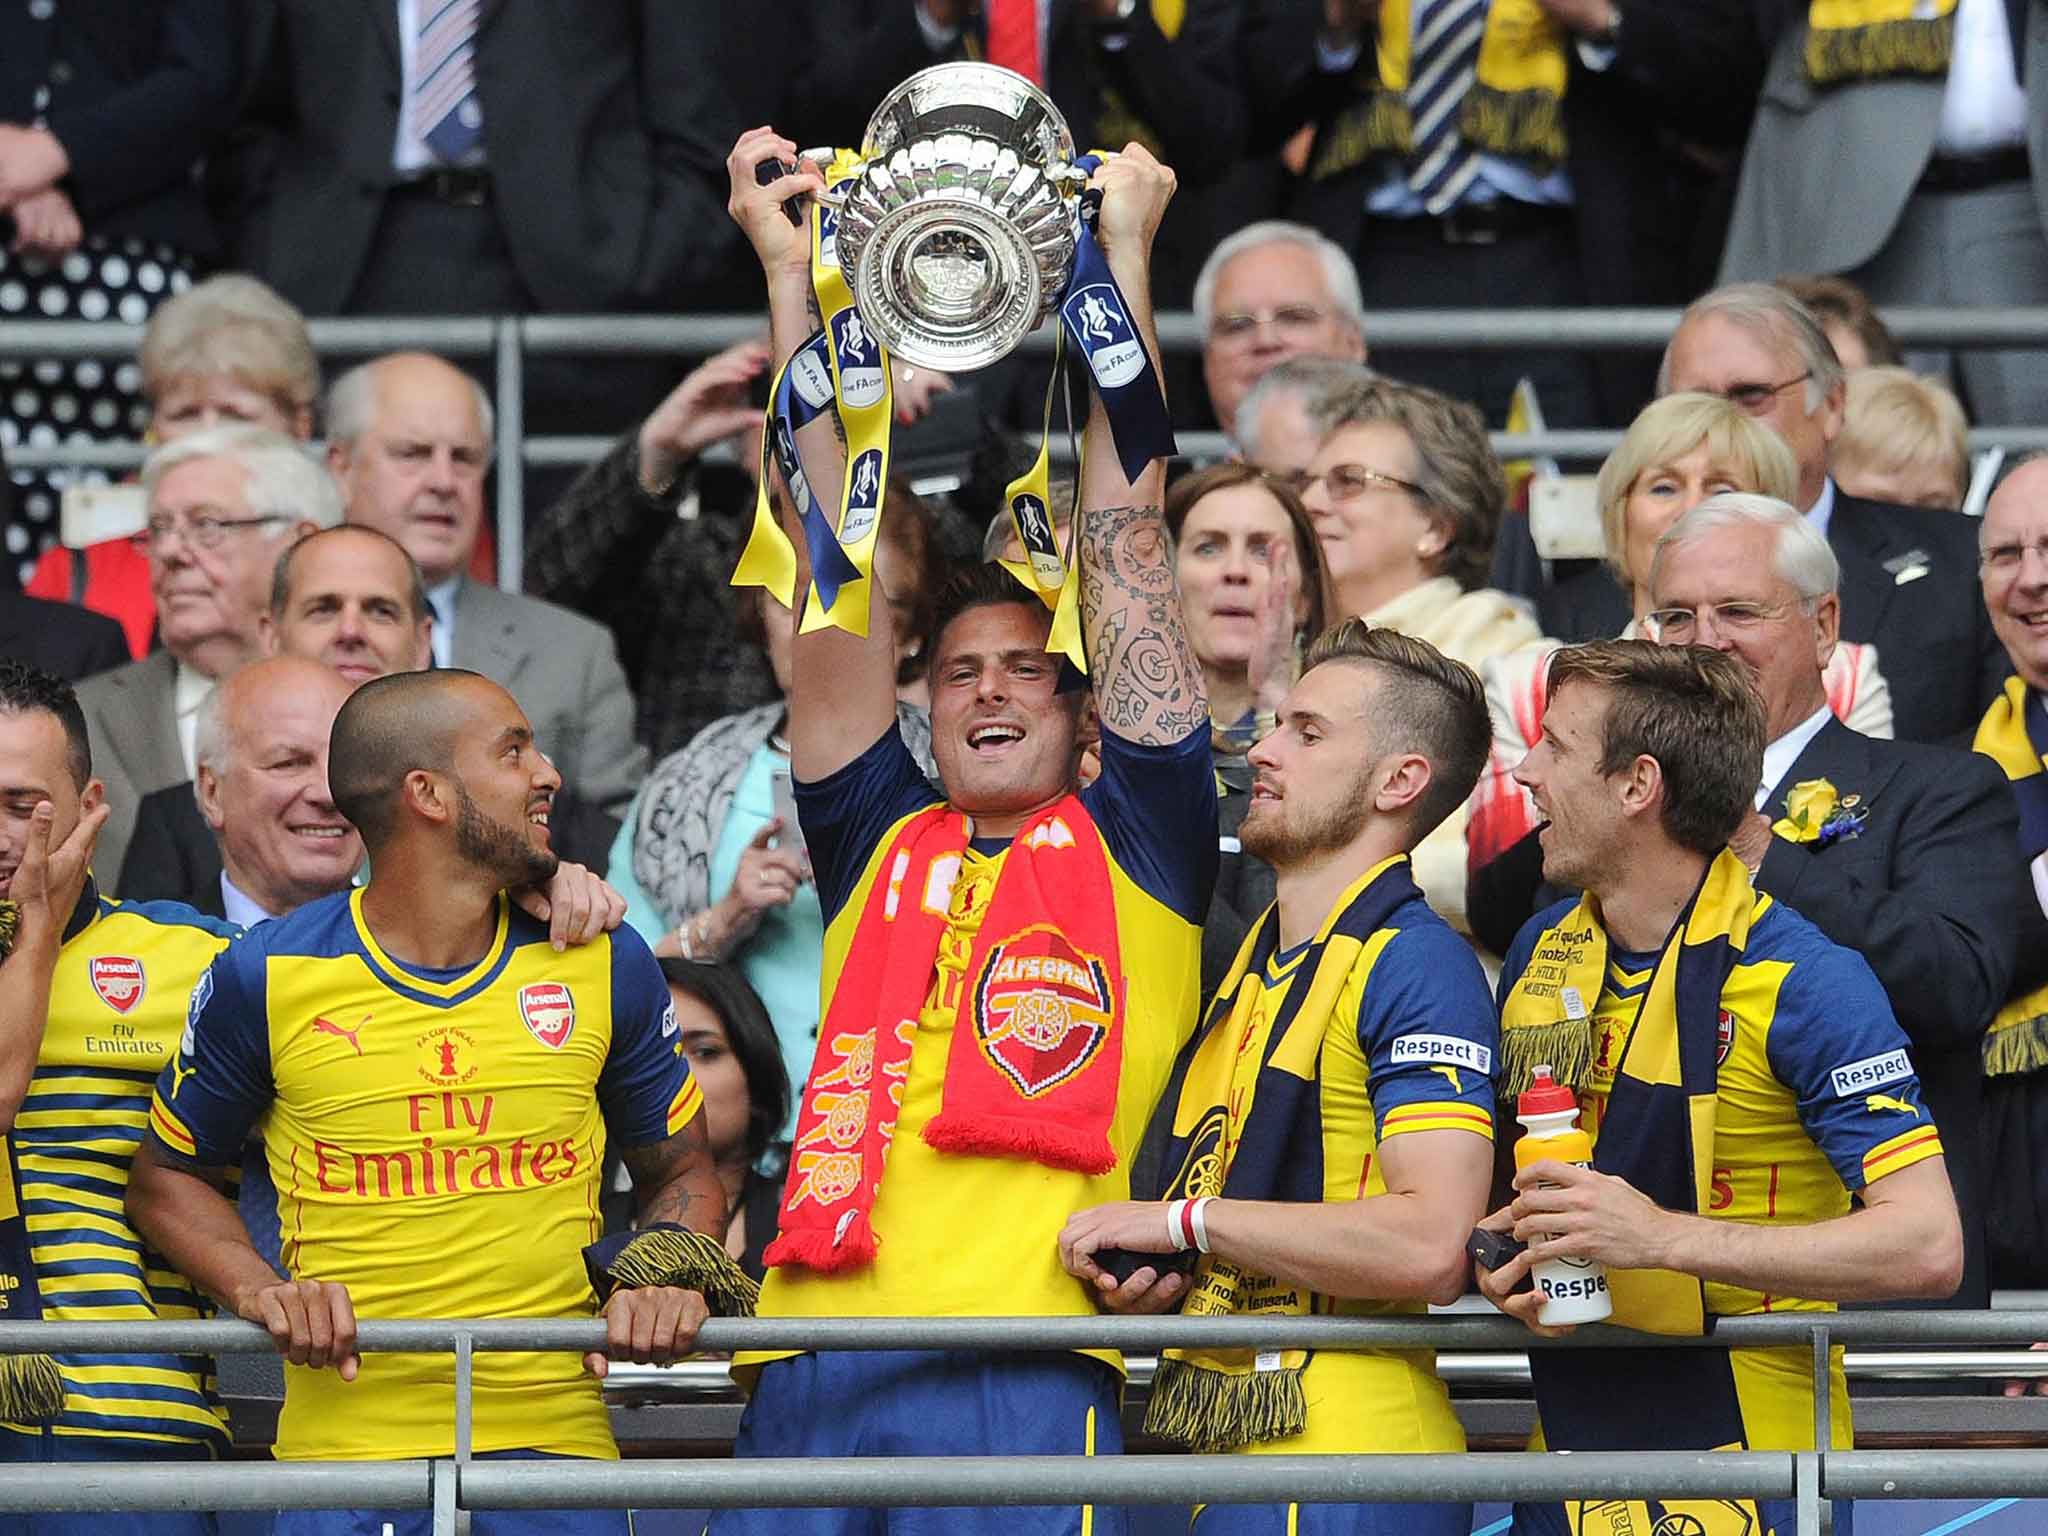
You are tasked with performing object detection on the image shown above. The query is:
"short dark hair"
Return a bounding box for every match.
[1545,639,1764,855]
[657,958,790,1166]
[0,658,91,790]
[271,524,430,625]
[1301,619,1490,843]
[327,669,465,849]
[926,562,1051,679]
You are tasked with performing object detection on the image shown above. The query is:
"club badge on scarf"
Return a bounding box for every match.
[730,150,893,633]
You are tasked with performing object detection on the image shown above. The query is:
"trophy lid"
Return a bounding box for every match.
[862,62,1076,170]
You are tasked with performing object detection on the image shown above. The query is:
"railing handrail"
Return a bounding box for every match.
[3,1309,2044,1356]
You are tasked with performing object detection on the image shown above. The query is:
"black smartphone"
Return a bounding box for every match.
[755,157,806,228]
[1096,1245,1200,1287]
[1467,1227,1528,1274]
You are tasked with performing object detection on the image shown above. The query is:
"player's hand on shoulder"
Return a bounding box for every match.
[587,1284,710,1378]
[512,861,627,952]
[242,1277,360,1380]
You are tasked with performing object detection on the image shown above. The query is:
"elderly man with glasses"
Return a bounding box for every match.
[1658,282,2008,744]
[1193,221,1368,441]
[1642,490,2019,1309]
[72,426,341,888]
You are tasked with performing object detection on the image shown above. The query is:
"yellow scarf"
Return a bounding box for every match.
[1806,0,1958,83]
[1976,677,2048,1077]
[1309,0,1567,183]
[1498,850,1764,1337]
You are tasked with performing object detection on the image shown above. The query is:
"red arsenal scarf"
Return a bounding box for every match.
[764,796,1125,1273]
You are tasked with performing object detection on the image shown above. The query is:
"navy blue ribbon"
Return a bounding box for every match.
[1058,155,1177,485]
[771,330,861,612]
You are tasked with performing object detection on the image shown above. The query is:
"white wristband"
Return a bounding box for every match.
[1166,1198,1192,1251]
[1188,1196,1214,1255]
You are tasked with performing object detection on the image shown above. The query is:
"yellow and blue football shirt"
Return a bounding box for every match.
[2,892,237,1454]
[745,722,1214,1371]
[1499,896,1945,1451]
[1212,876,1496,1456]
[148,889,697,1462]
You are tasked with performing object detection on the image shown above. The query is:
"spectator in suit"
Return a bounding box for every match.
[128,656,358,923]
[1193,221,1367,445]
[1834,367,1971,512]
[74,427,340,890]
[1661,282,2009,743]
[23,273,321,659]
[264,525,432,688]
[1302,374,1541,930]
[1234,354,1376,481]
[324,351,649,842]
[123,526,430,910]
[1643,492,2020,1304]
[0,0,243,589]
[1776,273,1904,373]
[1970,457,2048,1287]
[1466,393,1893,950]
[1720,0,2048,426]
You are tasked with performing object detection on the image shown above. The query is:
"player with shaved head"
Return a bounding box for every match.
[130,669,747,1535]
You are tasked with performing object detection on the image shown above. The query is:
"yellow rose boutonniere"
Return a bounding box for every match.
[1771,778,1867,847]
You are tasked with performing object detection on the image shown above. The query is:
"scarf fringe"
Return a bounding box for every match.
[0,1354,62,1424]
[1459,86,1566,163]
[1142,1355,1307,1452]
[922,1112,1115,1175]
[0,903,16,957]
[1307,91,1412,182]
[761,1213,877,1276]
[1804,15,1954,83]
[604,1227,761,1316]
[1498,1017,1591,1099]
[1985,1007,2048,1079]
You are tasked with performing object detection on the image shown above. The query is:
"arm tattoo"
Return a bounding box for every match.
[1078,503,1208,745]
[620,1118,722,1231]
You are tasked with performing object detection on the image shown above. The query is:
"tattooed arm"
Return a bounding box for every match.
[621,1114,730,1237]
[1075,146,1207,747]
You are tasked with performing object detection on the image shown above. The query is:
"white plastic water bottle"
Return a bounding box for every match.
[1513,1065,1613,1326]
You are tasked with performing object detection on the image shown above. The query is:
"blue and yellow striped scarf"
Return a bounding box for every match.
[1977,677,2048,1076]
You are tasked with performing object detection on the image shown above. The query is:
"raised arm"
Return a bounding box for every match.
[1075,147,1208,748]
[725,127,899,782]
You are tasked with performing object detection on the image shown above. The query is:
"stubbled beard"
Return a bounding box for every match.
[1238,775,1373,867]
[453,781,558,889]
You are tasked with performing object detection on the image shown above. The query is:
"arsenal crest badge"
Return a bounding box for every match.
[518,982,576,1049]
[90,955,145,1014]
[1716,1008,1736,1067]
[971,924,1114,1098]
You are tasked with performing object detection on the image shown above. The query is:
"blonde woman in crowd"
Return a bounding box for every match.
[1466,393,1893,921]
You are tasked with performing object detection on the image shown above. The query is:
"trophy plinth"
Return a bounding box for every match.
[830,64,1082,372]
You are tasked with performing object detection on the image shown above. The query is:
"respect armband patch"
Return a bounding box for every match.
[1830,1048,1912,1099]
[1388,1033,1494,1075]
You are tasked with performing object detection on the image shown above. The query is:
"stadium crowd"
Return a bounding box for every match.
[2,3,2048,1536]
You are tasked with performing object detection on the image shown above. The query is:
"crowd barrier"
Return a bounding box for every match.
[7,307,2048,589]
[9,1311,2048,1536]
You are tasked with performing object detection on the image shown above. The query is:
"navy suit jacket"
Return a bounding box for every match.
[116,781,223,917]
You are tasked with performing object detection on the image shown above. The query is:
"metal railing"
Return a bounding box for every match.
[6,1311,2048,1536]
[8,306,2048,589]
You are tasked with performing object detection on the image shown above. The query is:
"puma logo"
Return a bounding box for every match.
[1431,1064,1463,1094]
[1865,1092,1918,1118]
[311,1014,369,1057]
[169,1054,198,1099]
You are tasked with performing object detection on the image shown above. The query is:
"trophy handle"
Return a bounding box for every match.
[797,148,850,209]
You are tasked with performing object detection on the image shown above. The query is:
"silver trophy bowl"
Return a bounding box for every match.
[826,63,1084,373]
